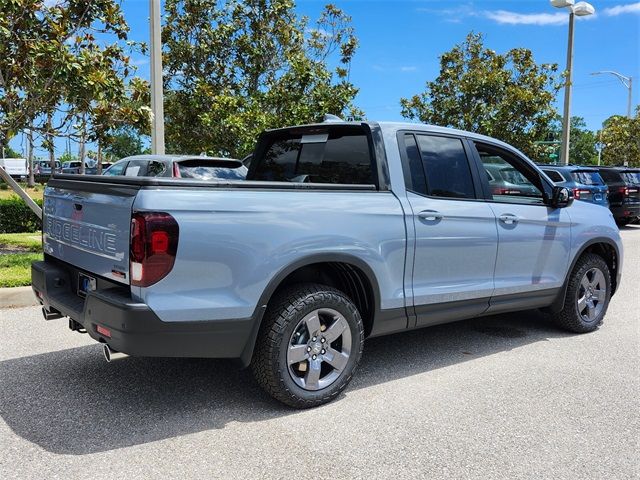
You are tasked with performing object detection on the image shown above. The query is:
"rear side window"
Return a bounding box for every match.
[147,161,167,177]
[416,135,475,199]
[571,170,603,185]
[251,128,374,185]
[621,171,640,184]
[543,169,565,183]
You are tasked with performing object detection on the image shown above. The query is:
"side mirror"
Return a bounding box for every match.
[548,186,573,208]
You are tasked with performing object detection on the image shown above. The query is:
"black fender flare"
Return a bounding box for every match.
[239,253,383,367]
[547,237,621,313]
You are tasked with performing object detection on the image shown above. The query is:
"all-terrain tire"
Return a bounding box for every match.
[551,253,612,333]
[251,283,364,408]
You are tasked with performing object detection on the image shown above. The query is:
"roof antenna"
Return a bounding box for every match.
[323,114,345,123]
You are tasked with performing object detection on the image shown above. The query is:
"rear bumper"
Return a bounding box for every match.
[31,260,257,361]
[609,203,640,220]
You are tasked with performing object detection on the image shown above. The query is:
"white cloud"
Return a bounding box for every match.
[603,2,640,16]
[483,10,568,26]
[400,66,417,72]
[130,58,149,66]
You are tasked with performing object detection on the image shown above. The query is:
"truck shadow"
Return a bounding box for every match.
[0,310,573,455]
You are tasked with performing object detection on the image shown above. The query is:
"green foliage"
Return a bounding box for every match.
[163,0,362,158]
[0,197,43,233]
[103,128,146,160]
[58,151,77,164]
[601,106,640,167]
[0,0,151,149]
[400,32,562,159]
[2,145,21,158]
[0,252,42,287]
[569,117,598,165]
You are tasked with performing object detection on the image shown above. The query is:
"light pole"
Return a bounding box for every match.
[150,0,165,155]
[591,71,633,118]
[551,0,595,165]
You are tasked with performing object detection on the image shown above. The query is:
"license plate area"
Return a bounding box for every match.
[77,273,96,297]
[594,193,602,201]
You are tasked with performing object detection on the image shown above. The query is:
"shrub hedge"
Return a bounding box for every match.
[0,197,43,233]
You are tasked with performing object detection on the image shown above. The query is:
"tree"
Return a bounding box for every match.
[162,0,361,158]
[103,128,146,160]
[400,32,563,159]
[600,106,640,167]
[2,144,20,158]
[568,117,597,165]
[0,0,150,163]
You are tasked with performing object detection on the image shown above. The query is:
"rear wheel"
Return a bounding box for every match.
[552,253,611,333]
[251,283,364,408]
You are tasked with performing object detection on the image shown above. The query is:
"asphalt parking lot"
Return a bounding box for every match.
[0,226,638,479]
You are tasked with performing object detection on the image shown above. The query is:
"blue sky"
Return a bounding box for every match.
[11,0,640,158]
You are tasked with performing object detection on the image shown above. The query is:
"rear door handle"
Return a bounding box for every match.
[498,214,519,225]
[418,210,443,221]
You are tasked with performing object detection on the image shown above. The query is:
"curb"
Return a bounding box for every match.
[0,286,39,309]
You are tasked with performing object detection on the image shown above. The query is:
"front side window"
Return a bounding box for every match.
[416,135,475,199]
[475,143,544,204]
[251,128,374,185]
[125,160,147,177]
[103,161,127,176]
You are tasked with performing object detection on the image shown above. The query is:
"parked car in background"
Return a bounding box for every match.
[595,166,640,226]
[483,161,540,198]
[538,165,609,207]
[103,155,247,180]
[34,160,62,179]
[61,161,83,174]
[0,158,27,179]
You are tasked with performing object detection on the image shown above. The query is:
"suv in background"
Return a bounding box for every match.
[61,161,83,174]
[34,160,61,180]
[483,161,540,197]
[103,155,247,180]
[595,166,640,226]
[539,165,609,207]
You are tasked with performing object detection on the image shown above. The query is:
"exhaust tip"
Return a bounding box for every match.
[102,344,129,362]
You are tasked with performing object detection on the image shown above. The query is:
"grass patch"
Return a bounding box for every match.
[0,185,44,201]
[0,232,42,252]
[0,253,41,287]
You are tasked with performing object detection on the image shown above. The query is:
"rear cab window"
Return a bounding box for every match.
[249,125,375,186]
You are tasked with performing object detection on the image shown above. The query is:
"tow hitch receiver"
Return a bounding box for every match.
[42,306,63,321]
[68,318,86,333]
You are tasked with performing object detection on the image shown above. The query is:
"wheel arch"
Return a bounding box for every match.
[547,237,620,314]
[239,253,382,367]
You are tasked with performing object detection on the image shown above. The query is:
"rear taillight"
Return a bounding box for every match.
[130,212,179,287]
[572,188,590,200]
[492,187,521,195]
[172,162,181,178]
[619,186,629,196]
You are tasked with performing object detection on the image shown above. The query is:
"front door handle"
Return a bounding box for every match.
[418,210,443,221]
[499,213,519,225]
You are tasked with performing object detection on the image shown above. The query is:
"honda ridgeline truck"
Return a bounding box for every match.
[33,121,623,408]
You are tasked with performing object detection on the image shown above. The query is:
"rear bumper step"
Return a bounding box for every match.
[31,260,255,360]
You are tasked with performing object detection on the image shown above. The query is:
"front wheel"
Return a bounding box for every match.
[251,283,364,408]
[552,253,612,333]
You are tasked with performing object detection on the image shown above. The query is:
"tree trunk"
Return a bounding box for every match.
[47,114,56,172]
[97,142,103,174]
[78,124,86,175]
[27,127,35,187]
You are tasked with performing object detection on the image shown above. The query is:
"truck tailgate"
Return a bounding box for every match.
[43,178,139,284]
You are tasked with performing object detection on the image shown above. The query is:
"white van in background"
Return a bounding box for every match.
[0,158,28,178]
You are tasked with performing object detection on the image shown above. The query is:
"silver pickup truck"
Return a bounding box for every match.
[33,120,623,408]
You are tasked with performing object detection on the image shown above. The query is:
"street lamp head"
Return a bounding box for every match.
[573,1,595,16]
[550,0,575,8]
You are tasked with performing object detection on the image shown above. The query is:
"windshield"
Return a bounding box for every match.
[177,161,247,180]
[570,171,603,185]
[622,172,640,184]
